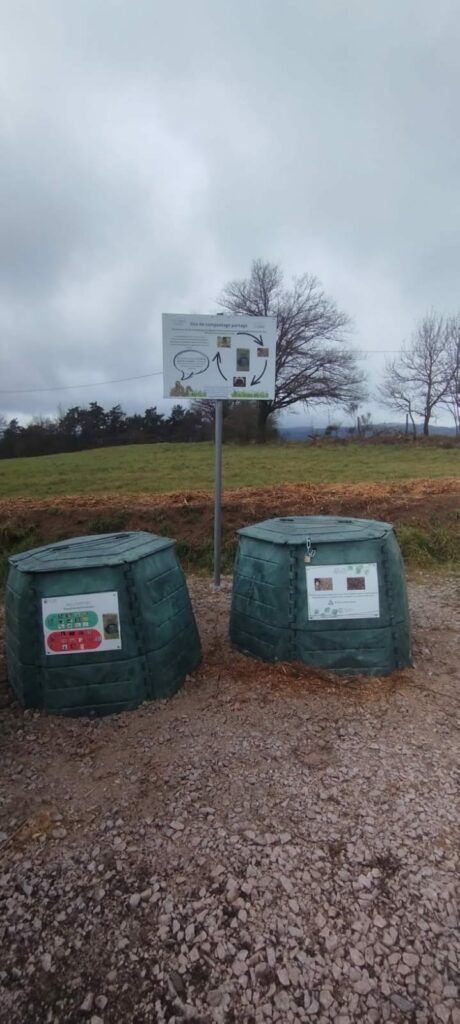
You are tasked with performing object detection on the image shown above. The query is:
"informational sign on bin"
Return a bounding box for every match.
[306,563,380,620]
[162,313,277,400]
[42,591,122,655]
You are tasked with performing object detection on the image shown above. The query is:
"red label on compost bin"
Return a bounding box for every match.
[46,629,102,653]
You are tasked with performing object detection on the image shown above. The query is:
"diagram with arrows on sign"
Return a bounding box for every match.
[162,314,277,400]
[212,351,227,381]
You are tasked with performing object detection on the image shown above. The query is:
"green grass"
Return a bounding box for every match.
[0,442,458,498]
[396,523,460,568]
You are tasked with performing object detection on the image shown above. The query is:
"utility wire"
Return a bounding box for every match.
[0,371,163,395]
[0,350,401,396]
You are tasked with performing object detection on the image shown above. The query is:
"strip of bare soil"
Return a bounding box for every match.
[1,478,459,574]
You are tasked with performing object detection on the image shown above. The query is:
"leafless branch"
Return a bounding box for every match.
[218,259,366,439]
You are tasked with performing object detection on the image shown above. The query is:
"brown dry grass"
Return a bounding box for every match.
[1,477,459,576]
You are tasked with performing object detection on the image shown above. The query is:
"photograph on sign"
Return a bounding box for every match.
[162,313,277,400]
[306,563,380,620]
[42,591,122,655]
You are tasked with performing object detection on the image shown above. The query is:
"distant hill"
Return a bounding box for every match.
[279,423,457,441]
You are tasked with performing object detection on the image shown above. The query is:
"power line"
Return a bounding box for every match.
[0,370,163,396]
[0,350,401,396]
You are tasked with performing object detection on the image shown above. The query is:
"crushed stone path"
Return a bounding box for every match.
[0,575,459,1023]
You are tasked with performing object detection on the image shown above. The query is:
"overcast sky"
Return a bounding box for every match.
[1,0,459,426]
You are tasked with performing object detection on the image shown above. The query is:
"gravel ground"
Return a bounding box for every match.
[0,575,459,1024]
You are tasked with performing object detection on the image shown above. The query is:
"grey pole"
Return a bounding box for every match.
[213,399,223,588]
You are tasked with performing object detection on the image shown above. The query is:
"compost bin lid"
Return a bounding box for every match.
[238,515,392,545]
[9,531,174,573]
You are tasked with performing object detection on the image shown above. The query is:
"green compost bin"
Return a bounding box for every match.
[230,516,411,676]
[6,531,201,716]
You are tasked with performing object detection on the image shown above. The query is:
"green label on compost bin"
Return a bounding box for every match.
[45,610,98,630]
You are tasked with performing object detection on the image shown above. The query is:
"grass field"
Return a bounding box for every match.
[0,441,458,498]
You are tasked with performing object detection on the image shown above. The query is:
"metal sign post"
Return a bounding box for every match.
[213,400,223,587]
[162,313,277,589]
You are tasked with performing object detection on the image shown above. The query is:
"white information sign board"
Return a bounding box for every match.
[42,591,121,655]
[162,313,277,400]
[306,563,380,620]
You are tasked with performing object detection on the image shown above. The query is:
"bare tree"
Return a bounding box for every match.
[378,362,418,437]
[344,401,359,435]
[218,260,366,441]
[191,398,279,442]
[357,411,373,436]
[442,316,460,434]
[343,401,374,436]
[379,312,454,436]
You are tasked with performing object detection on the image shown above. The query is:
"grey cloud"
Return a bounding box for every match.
[0,0,459,423]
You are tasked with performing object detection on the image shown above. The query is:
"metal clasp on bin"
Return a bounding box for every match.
[304,536,316,564]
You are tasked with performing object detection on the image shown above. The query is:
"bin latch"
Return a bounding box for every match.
[304,537,316,563]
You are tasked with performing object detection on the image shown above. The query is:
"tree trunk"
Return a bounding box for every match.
[257,402,272,443]
[423,414,430,436]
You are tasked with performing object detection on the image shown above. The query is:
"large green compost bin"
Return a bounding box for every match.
[6,531,201,716]
[230,516,411,675]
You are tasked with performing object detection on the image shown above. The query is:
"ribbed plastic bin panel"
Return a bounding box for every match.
[230,516,411,675]
[6,531,201,716]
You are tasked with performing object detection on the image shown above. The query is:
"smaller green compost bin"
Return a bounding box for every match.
[6,531,201,716]
[230,516,411,675]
